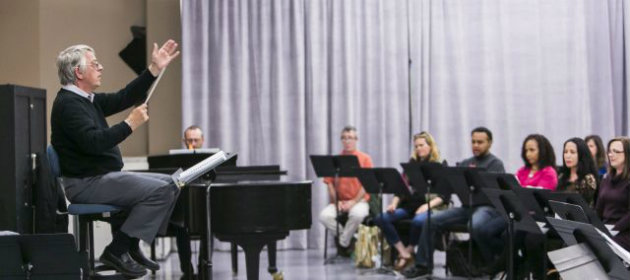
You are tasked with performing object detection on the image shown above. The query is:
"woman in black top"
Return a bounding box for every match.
[373,132,446,270]
[557,137,598,206]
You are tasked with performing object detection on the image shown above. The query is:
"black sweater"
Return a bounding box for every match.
[51,70,156,177]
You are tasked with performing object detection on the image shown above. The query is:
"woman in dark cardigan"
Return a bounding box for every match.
[373,132,447,271]
[596,137,630,251]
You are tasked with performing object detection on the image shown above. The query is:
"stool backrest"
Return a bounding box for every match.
[46,145,61,178]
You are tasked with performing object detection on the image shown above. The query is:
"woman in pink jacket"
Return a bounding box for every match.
[516,134,558,190]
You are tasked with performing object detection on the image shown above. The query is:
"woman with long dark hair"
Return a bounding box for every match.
[557,137,598,205]
[585,134,607,177]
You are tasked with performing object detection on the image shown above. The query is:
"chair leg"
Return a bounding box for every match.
[78,217,90,279]
[324,228,328,259]
[88,220,96,274]
[231,242,238,274]
[151,240,157,276]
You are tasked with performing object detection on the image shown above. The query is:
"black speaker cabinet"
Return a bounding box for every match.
[0,84,46,234]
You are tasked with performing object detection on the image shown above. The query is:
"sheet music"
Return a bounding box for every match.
[605,224,620,236]
[596,227,630,264]
[169,148,221,155]
[536,221,549,234]
[171,150,228,187]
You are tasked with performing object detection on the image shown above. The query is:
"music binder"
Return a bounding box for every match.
[170,150,235,188]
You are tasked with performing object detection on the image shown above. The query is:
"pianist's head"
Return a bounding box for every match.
[340,125,358,152]
[183,125,204,149]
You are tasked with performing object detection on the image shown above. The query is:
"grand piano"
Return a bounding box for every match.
[147,152,312,280]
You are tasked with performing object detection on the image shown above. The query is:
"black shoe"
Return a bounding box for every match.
[402,265,429,279]
[100,249,147,278]
[337,244,352,257]
[481,255,506,276]
[129,247,160,271]
[180,274,198,280]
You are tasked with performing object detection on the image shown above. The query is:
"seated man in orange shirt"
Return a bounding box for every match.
[318,126,373,256]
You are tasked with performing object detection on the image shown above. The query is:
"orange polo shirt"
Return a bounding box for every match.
[323,149,373,201]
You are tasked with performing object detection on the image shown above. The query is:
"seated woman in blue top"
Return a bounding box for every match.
[373,131,446,271]
[585,134,608,177]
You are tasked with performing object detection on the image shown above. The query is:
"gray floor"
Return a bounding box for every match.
[141,248,494,280]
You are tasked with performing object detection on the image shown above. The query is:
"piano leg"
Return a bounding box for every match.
[240,242,266,280]
[267,242,277,274]
[231,242,238,275]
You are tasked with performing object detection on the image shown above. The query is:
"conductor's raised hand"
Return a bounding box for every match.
[125,104,149,131]
[148,39,180,76]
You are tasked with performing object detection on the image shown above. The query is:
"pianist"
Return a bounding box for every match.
[172,125,206,277]
[318,126,373,256]
[183,125,204,150]
[51,41,180,278]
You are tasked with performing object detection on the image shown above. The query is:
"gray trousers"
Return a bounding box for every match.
[63,171,179,243]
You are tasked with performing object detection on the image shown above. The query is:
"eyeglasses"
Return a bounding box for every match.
[76,61,102,70]
[341,136,356,142]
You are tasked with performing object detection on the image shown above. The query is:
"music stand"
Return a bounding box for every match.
[548,200,589,223]
[310,155,360,264]
[437,167,495,278]
[547,243,609,279]
[546,192,611,236]
[496,174,552,222]
[355,168,410,275]
[546,218,630,279]
[482,188,542,280]
[400,162,451,277]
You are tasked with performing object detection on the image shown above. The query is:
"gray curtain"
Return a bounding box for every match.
[182,0,630,250]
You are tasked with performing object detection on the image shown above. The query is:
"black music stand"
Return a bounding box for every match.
[482,188,542,280]
[546,192,611,236]
[400,162,451,278]
[547,243,609,279]
[548,201,590,224]
[310,155,360,264]
[496,174,553,221]
[355,168,410,275]
[546,218,630,279]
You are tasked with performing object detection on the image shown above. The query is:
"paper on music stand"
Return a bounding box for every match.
[171,150,228,187]
[143,66,167,105]
[605,224,620,236]
[596,227,630,265]
[169,148,221,155]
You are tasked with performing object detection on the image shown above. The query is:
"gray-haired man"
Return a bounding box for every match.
[51,40,180,278]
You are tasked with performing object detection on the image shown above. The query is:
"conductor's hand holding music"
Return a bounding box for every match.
[125,104,149,131]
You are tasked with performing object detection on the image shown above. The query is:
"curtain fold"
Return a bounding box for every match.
[182,0,630,249]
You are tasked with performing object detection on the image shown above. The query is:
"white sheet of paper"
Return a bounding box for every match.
[596,227,630,264]
[605,224,620,236]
